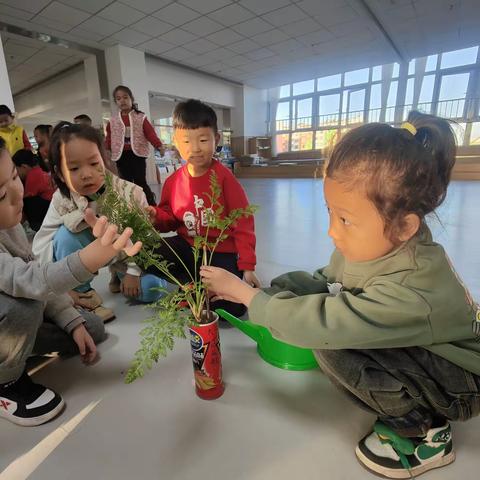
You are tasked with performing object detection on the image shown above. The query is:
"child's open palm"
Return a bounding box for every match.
[84,208,142,257]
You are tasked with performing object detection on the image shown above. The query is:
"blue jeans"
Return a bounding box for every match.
[53,226,94,293]
[53,225,167,303]
[115,272,168,304]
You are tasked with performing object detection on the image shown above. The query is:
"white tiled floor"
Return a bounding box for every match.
[1,179,479,480]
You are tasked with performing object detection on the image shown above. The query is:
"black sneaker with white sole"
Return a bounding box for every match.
[0,371,64,426]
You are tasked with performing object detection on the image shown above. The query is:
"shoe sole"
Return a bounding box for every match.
[0,398,65,427]
[355,446,455,479]
[103,314,116,324]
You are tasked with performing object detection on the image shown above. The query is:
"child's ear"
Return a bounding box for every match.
[214,132,220,146]
[398,213,420,242]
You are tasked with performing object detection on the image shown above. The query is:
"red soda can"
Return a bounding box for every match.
[189,313,225,400]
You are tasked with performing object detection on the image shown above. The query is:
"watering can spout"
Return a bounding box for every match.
[216,309,261,343]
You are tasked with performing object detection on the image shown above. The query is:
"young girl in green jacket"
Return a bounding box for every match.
[201,111,480,479]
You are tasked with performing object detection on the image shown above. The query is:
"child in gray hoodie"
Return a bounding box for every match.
[0,137,142,426]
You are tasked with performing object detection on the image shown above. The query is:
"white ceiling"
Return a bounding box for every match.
[2,33,91,94]
[1,0,480,90]
[18,97,91,132]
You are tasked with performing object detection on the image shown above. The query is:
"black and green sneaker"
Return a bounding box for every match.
[355,420,455,478]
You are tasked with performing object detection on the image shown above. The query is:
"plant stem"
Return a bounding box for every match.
[202,245,210,324]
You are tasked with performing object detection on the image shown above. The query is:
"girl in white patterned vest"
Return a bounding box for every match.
[33,122,167,322]
[105,86,163,206]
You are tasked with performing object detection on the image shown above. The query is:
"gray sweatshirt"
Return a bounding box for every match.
[0,224,94,333]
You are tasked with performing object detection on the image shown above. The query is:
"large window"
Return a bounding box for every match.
[275,133,290,153]
[344,68,369,86]
[295,98,312,129]
[315,129,338,149]
[292,79,314,96]
[440,46,478,69]
[418,74,435,111]
[279,84,290,98]
[154,117,173,144]
[317,74,341,91]
[291,131,313,151]
[271,43,480,152]
[438,72,470,117]
[318,93,340,126]
[276,101,290,130]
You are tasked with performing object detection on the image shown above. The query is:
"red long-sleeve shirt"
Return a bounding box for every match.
[105,114,162,151]
[154,159,256,271]
[24,166,55,200]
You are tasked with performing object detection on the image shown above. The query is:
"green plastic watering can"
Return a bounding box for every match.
[216,309,318,371]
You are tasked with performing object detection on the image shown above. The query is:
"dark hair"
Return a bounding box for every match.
[49,121,106,198]
[74,114,92,123]
[113,85,142,113]
[0,137,5,151]
[324,111,456,243]
[0,105,13,117]
[34,124,52,136]
[173,99,218,134]
[12,149,39,168]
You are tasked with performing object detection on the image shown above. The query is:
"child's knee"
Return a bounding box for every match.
[138,275,168,303]
[53,226,93,261]
[0,294,44,333]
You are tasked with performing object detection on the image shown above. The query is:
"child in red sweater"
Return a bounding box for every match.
[147,99,259,317]
[12,149,55,231]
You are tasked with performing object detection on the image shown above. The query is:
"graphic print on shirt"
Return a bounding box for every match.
[183,194,213,236]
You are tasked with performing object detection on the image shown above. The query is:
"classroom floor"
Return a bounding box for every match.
[1,179,479,480]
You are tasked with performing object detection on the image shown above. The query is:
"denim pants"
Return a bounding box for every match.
[0,291,105,384]
[53,225,166,303]
[315,347,480,437]
[53,226,95,293]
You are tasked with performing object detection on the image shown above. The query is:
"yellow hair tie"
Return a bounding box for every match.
[401,122,417,136]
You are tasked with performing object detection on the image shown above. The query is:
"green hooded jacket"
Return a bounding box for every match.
[249,226,480,375]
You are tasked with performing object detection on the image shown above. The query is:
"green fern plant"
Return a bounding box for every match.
[98,172,257,383]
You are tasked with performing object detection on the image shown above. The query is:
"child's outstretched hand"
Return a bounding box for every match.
[79,209,142,274]
[200,266,259,307]
[84,208,142,257]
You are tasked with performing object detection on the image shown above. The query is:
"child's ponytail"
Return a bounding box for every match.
[406,111,456,209]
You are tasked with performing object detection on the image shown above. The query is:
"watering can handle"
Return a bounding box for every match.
[216,309,262,343]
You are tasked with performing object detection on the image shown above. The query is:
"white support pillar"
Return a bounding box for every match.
[84,56,103,129]
[104,45,150,117]
[0,34,14,111]
[231,85,267,156]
